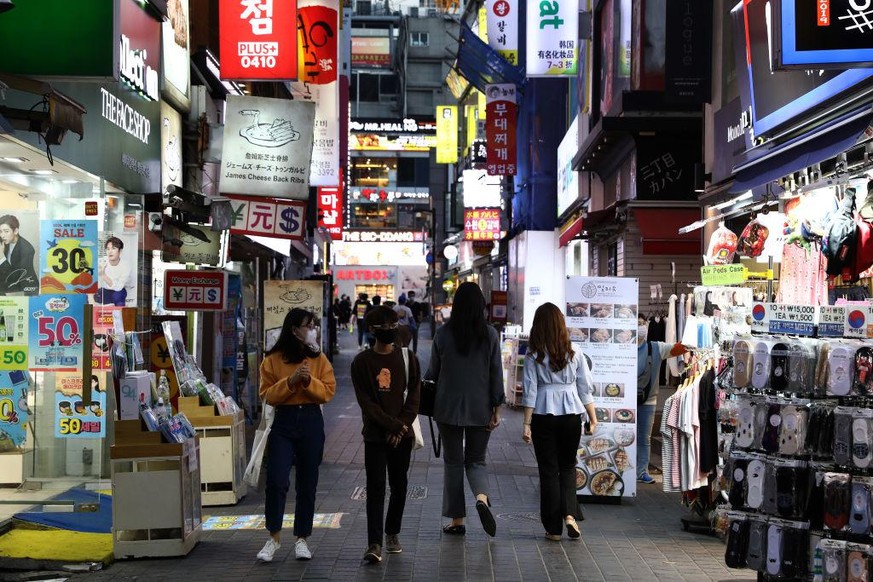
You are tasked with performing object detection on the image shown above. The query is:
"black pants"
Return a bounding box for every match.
[364,438,413,545]
[531,413,582,536]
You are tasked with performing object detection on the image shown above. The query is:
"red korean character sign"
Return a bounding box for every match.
[220,0,298,80]
[464,208,501,241]
[485,84,517,176]
[317,185,343,241]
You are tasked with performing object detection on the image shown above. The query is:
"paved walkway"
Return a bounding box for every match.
[78,325,752,582]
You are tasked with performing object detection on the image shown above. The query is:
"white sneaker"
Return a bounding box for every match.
[257,538,280,562]
[295,538,312,560]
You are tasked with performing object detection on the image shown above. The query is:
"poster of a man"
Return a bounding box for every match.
[0,214,39,295]
[94,236,135,306]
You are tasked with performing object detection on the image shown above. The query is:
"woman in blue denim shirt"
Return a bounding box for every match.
[521,302,597,541]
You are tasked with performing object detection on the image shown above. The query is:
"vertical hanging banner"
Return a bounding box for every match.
[565,276,639,499]
[436,105,459,164]
[525,0,579,76]
[288,0,340,186]
[0,370,30,449]
[0,297,29,370]
[39,220,98,295]
[28,294,87,372]
[486,0,519,65]
[54,372,108,439]
[0,211,39,296]
[219,95,316,199]
[219,0,299,80]
[317,185,343,240]
[485,84,517,175]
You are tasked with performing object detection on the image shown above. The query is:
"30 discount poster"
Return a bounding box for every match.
[0,370,30,449]
[54,371,107,439]
[0,296,29,370]
[28,294,87,372]
[39,220,98,294]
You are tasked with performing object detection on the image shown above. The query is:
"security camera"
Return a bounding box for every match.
[148,212,163,233]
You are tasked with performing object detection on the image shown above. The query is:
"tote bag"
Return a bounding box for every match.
[243,402,275,490]
[401,347,424,450]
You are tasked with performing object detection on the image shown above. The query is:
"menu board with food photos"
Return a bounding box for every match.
[566,276,639,499]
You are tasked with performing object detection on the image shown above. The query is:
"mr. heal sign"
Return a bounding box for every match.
[163,270,228,311]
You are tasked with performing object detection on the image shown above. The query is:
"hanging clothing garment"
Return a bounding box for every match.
[778,241,829,305]
[677,293,686,346]
[666,295,679,377]
[698,368,718,475]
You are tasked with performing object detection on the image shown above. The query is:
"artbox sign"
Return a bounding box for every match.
[229,195,306,240]
[525,0,578,76]
[776,0,873,67]
[486,0,519,65]
[287,0,340,186]
[220,95,316,199]
[317,186,343,241]
[164,270,229,311]
[485,84,517,176]
[219,0,299,80]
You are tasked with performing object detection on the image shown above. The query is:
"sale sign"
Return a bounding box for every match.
[39,220,98,294]
[53,371,107,439]
[92,306,121,371]
[0,370,30,449]
[0,297,28,370]
[164,270,229,311]
[219,0,298,80]
[317,185,343,240]
[28,294,87,372]
[485,84,517,175]
[228,195,306,240]
[464,208,501,241]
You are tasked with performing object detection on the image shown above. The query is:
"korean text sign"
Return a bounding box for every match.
[28,294,87,372]
[54,372,107,439]
[317,186,343,240]
[229,195,306,240]
[485,84,517,176]
[487,0,518,65]
[220,0,299,80]
[436,105,459,164]
[164,270,229,311]
[220,95,316,199]
[464,208,501,241]
[526,0,578,76]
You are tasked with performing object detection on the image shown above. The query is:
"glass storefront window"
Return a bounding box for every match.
[350,157,398,187]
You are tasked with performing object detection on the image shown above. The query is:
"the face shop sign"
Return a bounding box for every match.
[120,33,159,101]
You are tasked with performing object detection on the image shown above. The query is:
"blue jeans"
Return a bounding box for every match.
[636,403,656,477]
[265,404,325,537]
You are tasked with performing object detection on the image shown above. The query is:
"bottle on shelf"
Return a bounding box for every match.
[157,370,171,408]
[154,397,168,421]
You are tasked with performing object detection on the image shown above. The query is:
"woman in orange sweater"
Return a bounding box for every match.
[257,308,336,563]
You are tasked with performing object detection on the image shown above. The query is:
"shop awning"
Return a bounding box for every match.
[729,106,873,195]
[634,208,701,255]
[455,23,525,94]
[559,213,584,247]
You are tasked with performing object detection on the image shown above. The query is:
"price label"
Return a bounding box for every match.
[58,417,104,436]
[36,316,82,348]
[0,345,28,370]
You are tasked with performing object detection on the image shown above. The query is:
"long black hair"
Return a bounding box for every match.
[448,282,489,356]
[266,308,320,364]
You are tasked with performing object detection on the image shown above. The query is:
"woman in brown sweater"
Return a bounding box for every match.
[257,309,336,563]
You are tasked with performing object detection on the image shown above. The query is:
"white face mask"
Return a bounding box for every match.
[637,325,648,345]
[305,328,319,350]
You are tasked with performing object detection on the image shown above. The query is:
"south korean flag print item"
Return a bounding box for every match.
[751,342,771,390]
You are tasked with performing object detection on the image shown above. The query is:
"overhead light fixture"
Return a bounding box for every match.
[1,156,28,163]
[31,169,58,175]
[61,179,78,184]
[0,0,15,14]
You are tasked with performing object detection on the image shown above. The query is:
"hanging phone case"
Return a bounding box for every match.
[852,417,872,468]
[734,340,752,388]
[770,342,789,392]
[828,345,854,396]
[849,482,871,535]
[752,341,771,390]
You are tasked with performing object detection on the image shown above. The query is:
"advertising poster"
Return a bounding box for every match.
[0,296,29,370]
[436,105,459,164]
[288,0,340,186]
[566,276,638,499]
[0,370,30,450]
[91,306,120,371]
[219,95,316,200]
[94,230,138,307]
[28,294,87,372]
[53,371,107,439]
[39,219,98,295]
[263,280,325,351]
[0,210,39,296]
[161,101,183,192]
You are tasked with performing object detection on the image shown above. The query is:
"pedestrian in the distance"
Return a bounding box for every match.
[393,294,416,348]
[521,302,597,541]
[257,308,337,562]
[351,306,421,564]
[354,293,372,349]
[426,281,504,537]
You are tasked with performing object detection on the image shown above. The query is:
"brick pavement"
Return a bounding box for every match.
[78,325,755,582]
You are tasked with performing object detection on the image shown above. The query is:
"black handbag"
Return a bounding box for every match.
[419,380,441,457]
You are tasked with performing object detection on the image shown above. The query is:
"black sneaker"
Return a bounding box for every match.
[385,534,402,554]
[363,544,382,564]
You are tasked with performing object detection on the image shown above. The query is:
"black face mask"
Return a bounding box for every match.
[374,329,398,345]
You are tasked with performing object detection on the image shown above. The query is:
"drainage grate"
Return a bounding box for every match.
[351,485,428,501]
[495,512,541,523]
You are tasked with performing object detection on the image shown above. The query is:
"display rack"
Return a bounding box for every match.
[501,334,528,407]
[177,396,247,506]
[110,419,202,559]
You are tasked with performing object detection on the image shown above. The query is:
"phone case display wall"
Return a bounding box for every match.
[722,336,873,580]
[178,396,247,506]
[500,334,528,407]
[111,419,201,558]
[566,277,639,499]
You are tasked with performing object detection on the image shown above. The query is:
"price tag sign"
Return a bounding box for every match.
[0,296,29,370]
[28,295,87,371]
